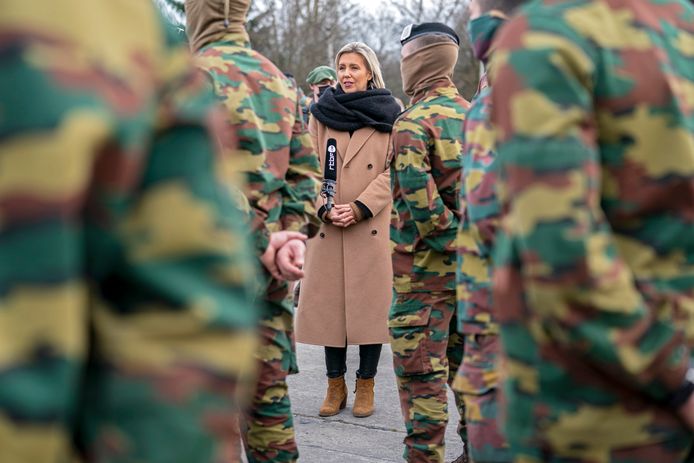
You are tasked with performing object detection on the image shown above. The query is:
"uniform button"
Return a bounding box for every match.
[367,163,373,170]
[371,230,377,235]
[320,232,326,238]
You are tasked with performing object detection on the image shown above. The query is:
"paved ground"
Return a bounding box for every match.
[286,343,466,463]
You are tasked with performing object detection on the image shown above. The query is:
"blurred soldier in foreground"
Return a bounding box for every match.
[0,1,260,462]
[452,1,521,462]
[491,0,694,461]
[186,0,321,462]
[389,22,470,463]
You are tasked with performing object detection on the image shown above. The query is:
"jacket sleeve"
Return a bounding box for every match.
[280,95,321,237]
[490,18,689,402]
[457,127,488,334]
[391,119,459,253]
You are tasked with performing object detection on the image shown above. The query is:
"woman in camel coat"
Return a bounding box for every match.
[296,42,400,418]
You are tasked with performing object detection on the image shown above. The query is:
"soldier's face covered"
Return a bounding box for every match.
[400,34,459,99]
[311,79,335,100]
[337,52,373,93]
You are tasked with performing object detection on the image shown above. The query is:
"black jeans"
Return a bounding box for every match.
[325,344,382,379]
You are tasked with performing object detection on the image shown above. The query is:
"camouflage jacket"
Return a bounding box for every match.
[0,2,259,459]
[298,87,312,125]
[457,76,499,334]
[491,0,694,449]
[194,31,321,254]
[391,81,469,294]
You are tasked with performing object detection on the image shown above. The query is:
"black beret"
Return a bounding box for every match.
[400,22,460,46]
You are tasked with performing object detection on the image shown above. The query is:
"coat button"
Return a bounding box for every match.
[367,163,373,170]
[320,232,326,238]
[371,230,377,235]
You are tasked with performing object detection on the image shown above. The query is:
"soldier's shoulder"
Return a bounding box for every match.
[198,42,277,75]
[424,93,469,121]
[503,0,642,41]
[467,87,492,118]
[393,105,427,133]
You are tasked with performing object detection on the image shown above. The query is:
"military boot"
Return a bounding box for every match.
[352,377,375,417]
[319,376,347,417]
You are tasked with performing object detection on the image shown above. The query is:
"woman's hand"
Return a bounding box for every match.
[328,203,357,228]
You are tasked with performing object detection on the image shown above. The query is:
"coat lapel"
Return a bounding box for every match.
[344,127,376,167]
[325,127,351,162]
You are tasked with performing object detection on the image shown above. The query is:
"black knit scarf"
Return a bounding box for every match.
[310,86,401,133]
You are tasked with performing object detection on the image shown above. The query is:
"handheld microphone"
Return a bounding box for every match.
[321,138,337,211]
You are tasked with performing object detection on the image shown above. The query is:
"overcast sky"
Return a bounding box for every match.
[353,0,379,12]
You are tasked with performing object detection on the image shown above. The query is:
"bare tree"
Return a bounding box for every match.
[156,0,185,26]
[247,0,369,91]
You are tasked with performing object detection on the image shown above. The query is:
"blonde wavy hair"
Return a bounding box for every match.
[335,42,386,90]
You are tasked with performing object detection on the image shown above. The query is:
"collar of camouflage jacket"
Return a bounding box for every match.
[400,41,458,102]
[185,0,250,53]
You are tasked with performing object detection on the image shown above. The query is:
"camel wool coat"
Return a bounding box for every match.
[296,116,393,347]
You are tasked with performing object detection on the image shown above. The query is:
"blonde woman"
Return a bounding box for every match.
[295,42,400,418]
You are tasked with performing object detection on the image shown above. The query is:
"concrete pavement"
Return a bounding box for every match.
[286,343,466,462]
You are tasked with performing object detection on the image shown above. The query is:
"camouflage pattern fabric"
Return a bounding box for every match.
[0,2,260,462]
[297,86,312,126]
[390,80,469,462]
[193,29,318,460]
[282,73,311,129]
[244,304,299,463]
[456,79,499,338]
[454,334,509,463]
[389,292,466,463]
[454,77,511,462]
[194,31,320,268]
[490,0,694,460]
[390,81,469,295]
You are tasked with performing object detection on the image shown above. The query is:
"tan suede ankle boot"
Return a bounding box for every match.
[352,377,375,418]
[319,376,347,417]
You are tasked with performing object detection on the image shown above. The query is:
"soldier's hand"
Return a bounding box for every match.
[677,390,694,431]
[261,231,307,280]
[276,239,306,281]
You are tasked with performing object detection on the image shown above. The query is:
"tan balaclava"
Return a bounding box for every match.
[185,0,250,53]
[400,36,459,101]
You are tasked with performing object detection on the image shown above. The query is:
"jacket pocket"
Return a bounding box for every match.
[388,305,433,376]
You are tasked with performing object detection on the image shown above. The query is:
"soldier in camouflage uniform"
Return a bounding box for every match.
[390,22,470,463]
[284,72,312,126]
[452,2,522,462]
[0,2,261,462]
[489,0,694,461]
[186,1,321,462]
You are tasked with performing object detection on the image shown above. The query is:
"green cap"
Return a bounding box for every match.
[306,65,337,85]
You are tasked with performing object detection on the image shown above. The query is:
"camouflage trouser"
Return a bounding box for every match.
[389,291,467,463]
[452,334,511,463]
[243,303,299,463]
